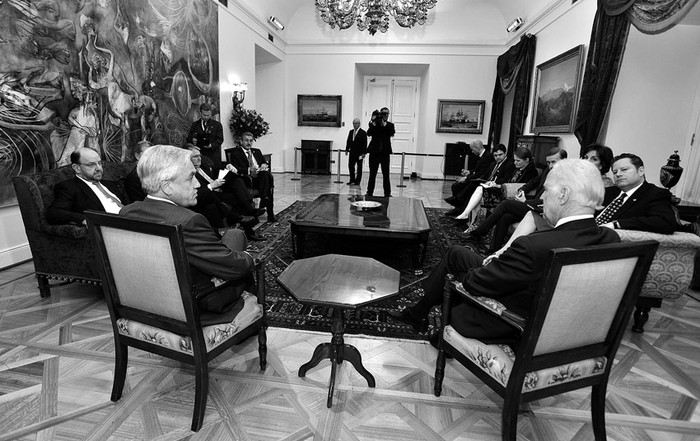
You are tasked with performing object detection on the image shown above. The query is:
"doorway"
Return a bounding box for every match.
[363,76,419,174]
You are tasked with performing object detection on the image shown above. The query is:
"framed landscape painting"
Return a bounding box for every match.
[436,100,485,134]
[297,95,342,127]
[531,45,584,133]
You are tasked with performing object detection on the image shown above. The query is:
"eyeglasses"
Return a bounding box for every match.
[79,161,103,168]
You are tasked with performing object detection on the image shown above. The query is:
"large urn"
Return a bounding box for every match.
[659,150,683,204]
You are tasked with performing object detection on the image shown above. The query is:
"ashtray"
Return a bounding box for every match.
[350,200,382,211]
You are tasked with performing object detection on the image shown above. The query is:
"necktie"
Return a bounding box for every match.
[247,149,257,177]
[94,182,123,208]
[488,162,501,181]
[353,129,357,141]
[596,193,627,225]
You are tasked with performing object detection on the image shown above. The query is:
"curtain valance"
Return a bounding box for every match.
[602,0,699,34]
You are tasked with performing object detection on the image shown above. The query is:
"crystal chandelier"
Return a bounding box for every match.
[315,0,437,36]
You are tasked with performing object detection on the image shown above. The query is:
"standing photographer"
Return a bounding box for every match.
[366,107,396,198]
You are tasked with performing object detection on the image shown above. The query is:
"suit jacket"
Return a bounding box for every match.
[520,166,550,200]
[228,147,268,178]
[601,181,679,234]
[471,150,495,180]
[506,162,539,184]
[120,198,255,314]
[345,127,368,156]
[453,218,620,343]
[367,120,395,155]
[47,177,127,225]
[487,158,515,184]
[124,167,146,202]
[186,118,224,151]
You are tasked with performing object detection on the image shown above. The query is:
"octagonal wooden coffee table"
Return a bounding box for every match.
[276,254,401,408]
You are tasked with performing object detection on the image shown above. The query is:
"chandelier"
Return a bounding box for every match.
[315,0,437,36]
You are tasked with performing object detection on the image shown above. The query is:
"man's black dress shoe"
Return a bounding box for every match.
[388,308,428,333]
[267,213,276,223]
[247,207,266,217]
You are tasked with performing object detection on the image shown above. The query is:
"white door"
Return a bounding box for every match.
[363,76,419,174]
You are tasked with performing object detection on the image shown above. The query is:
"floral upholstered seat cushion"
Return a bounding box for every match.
[442,325,607,392]
[116,292,262,355]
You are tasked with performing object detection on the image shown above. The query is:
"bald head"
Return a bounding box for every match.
[70,148,103,182]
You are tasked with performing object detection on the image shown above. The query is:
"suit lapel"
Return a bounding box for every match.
[614,181,649,219]
[74,177,104,210]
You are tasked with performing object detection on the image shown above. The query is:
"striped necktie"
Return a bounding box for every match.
[596,193,627,225]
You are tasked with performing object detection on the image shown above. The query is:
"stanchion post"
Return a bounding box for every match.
[333,149,343,183]
[291,146,301,181]
[396,152,407,188]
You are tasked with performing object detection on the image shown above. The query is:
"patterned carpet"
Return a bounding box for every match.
[249,200,473,340]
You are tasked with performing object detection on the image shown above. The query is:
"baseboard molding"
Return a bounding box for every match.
[0,244,32,270]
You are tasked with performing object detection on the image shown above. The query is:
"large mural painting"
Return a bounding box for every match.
[0,0,220,206]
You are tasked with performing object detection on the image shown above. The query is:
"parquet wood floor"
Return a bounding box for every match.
[1,173,699,440]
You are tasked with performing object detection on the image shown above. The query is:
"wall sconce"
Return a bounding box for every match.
[268,16,284,31]
[232,82,247,110]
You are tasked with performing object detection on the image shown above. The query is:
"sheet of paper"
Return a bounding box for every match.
[218,169,228,180]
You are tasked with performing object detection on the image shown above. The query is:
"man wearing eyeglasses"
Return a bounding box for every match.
[47,147,128,226]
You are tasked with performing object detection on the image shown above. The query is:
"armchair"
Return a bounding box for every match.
[85,211,267,432]
[12,162,134,297]
[434,241,658,440]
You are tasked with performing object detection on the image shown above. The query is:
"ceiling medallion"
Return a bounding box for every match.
[315,0,437,36]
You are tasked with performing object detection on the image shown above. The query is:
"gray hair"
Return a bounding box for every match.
[470,140,484,151]
[137,145,192,194]
[548,158,605,210]
[352,117,361,124]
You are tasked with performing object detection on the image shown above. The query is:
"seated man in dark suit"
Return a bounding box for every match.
[445,140,494,207]
[120,145,255,318]
[462,147,567,253]
[391,159,620,349]
[124,140,153,202]
[47,147,128,226]
[185,144,264,218]
[187,146,264,241]
[489,152,681,258]
[227,131,275,222]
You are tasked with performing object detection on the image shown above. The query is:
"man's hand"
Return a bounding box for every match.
[515,190,525,202]
[600,222,615,229]
[209,179,225,190]
[225,164,238,174]
[259,163,269,172]
[460,169,470,177]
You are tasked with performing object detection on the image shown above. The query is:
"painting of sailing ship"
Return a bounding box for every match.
[297,95,342,127]
[436,100,485,133]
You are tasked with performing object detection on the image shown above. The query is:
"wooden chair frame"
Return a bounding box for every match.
[85,211,267,432]
[434,241,658,440]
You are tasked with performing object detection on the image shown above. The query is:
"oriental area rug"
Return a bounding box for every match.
[249,200,480,341]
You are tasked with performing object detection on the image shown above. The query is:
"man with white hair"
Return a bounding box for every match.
[120,145,254,318]
[390,159,620,348]
[345,117,367,185]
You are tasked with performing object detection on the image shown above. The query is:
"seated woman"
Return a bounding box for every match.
[582,143,615,187]
[456,146,539,229]
[485,144,616,261]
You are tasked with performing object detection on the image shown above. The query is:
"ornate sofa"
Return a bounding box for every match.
[12,162,134,297]
[616,229,700,332]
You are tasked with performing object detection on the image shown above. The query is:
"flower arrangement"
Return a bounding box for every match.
[228,107,270,142]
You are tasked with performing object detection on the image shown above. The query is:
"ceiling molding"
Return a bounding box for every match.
[223,0,289,48]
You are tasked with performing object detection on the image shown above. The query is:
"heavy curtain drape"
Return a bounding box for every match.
[487,34,536,154]
[575,0,698,153]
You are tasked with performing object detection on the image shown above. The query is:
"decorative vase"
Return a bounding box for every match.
[659,150,683,204]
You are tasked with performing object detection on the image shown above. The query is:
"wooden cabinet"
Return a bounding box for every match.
[515,135,560,169]
[301,140,332,174]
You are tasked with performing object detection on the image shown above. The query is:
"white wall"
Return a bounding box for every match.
[283,49,500,179]
[0,206,30,268]
[606,24,700,188]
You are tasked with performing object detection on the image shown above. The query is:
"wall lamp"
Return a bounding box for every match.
[232,82,247,110]
[268,16,285,31]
